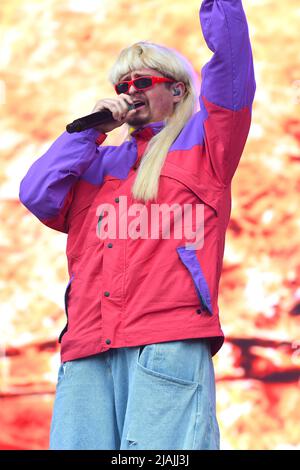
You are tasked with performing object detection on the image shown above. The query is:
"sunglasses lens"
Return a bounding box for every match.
[134,77,153,89]
[116,83,129,94]
[116,77,154,94]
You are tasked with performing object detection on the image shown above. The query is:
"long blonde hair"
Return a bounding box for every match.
[108,41,198,202]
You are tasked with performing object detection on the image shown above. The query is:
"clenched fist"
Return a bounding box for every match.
[91,94,136,133]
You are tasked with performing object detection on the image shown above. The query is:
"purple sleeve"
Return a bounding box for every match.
[199,0,256,185]
[199,0,256,112]
[19,128,107,233]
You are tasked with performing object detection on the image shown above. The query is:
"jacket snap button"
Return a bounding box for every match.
[107,243,113,248]
[105,339,111,345]
[115,197,119,203]
[196,308,202,314]
[104,291,110,297]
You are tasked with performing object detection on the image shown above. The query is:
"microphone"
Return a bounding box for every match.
[66,103,140,133]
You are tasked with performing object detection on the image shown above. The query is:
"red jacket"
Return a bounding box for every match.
[19,0,256,361]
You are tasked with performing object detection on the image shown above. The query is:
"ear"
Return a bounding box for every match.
[171,82,186,102]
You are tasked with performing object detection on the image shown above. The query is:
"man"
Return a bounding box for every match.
[19,0,255,450]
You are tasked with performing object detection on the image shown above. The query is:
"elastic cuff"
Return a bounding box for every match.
[95,133,107,146]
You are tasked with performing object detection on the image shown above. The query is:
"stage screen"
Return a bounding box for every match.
[0,0,299,450]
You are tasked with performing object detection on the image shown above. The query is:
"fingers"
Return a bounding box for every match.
[116,94,134,120]
[92,95,134,121]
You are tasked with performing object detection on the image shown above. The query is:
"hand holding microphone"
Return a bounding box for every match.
[66,94,140,134]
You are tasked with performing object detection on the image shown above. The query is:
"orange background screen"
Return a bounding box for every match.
[0,0,299,450]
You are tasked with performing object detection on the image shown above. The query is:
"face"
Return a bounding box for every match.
[118,67,185,127]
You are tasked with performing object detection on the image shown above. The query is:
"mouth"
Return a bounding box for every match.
[132,101,146,110]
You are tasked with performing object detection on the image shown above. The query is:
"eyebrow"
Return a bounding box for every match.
[120,72,152,81]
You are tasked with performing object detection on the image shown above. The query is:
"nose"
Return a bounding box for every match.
[128,84,137,95]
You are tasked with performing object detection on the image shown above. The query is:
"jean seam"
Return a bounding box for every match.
[104,350,113,378]
[192,384,201,450]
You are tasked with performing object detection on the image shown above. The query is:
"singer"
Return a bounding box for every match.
[19,0,255,450]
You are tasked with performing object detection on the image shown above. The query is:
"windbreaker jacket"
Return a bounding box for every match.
[19,0,256,362]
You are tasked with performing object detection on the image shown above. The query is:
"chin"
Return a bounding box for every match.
[127,116,151,127]
[127,106,154,125]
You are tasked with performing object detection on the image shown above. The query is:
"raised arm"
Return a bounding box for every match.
[199,0,256,184]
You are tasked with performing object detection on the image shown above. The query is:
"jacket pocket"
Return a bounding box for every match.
[58,274,74,343]
[125,342,201,449]
[176,246,213,315]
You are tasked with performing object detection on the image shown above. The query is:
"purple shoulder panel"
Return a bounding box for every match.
[83,121,166,183]
[169,112,204,152]
[81,139,137,184]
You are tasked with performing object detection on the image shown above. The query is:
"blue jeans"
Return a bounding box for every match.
[49,339,220,450]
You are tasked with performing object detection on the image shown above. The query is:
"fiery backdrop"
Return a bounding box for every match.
[0,0,300,450]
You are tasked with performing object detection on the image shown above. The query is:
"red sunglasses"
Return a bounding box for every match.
[115,76,175,95]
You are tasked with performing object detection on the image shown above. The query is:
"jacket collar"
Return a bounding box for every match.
[130,120,165,141]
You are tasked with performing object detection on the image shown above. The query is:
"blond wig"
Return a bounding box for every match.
[108,41,199,202]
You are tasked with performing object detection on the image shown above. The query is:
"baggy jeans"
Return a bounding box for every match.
[49,339,220,450]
